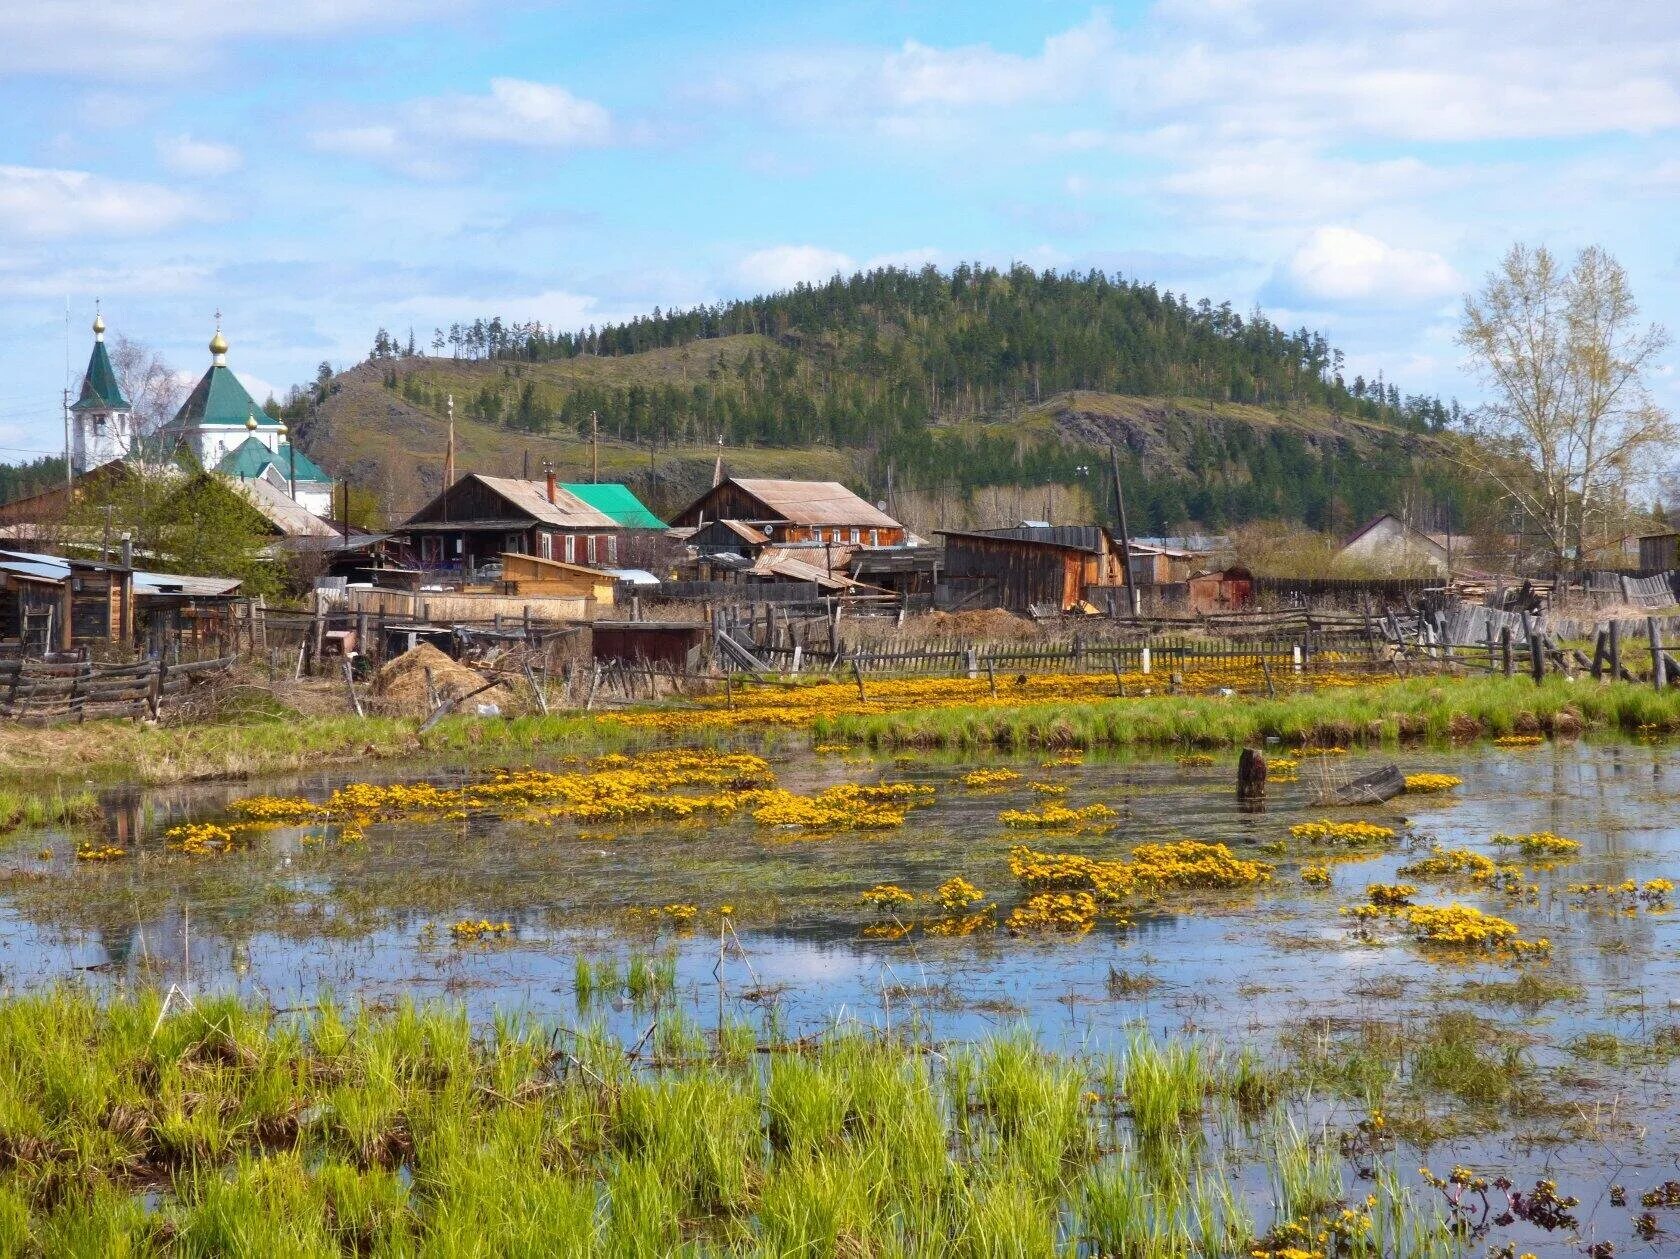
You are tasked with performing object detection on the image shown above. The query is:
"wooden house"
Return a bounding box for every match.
[1126,542,1205,586]
[937,526,1128,612]
[670,478,905,547]
[399,472,660,574]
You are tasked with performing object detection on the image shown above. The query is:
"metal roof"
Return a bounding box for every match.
[232,477,339,538]
[168,363,279,431]
[71,338,129,413]
[133,572,244,597]
[727,479,900,529]
[559,482,665,529]
[473,476,620,529]
[218,435,330,483]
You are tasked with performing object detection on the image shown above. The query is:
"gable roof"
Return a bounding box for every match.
[230,476,338,538]
[168,364,279,433]
[697,477,898,529]
[471,475,619,529]
[1341,512,1447,554]
[559,482,664,529]
[217,436,330,484]
[71,339,129,413]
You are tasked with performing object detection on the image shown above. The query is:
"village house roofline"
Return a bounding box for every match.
[403,473,621,531]
[674,477,901,530]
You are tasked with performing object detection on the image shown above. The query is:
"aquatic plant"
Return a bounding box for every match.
[859,884,915,911]
[1289,820,1397,846]
[1403,773,1462,792]
[1490,831,1580,858]
[961,768,1020,789]
[998,802,1117,830]
[1300,864,1331,887]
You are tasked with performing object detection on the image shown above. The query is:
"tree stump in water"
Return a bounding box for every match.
[1237,748,1267,802]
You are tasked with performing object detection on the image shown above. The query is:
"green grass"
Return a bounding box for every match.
[816,675,1680,751]
[0,787,99,833]
[0,989,1480,1257]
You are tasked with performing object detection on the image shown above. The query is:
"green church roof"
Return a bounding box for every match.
[216,435,330,484]
[169,364,279,432]
[559,482,665,529]
[70,339,129,413]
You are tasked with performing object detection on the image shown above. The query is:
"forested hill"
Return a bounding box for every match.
[307,265,1467,531]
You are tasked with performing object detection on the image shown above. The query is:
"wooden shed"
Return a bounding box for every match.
[937,526,1127,612]
[1187,565,1254,614]
[1639,532,1680,572]
[592,621,709,669]
[499,553,618,603]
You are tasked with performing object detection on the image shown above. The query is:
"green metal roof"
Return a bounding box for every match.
[70,339,129,413]
[169,364,278,432]
[216,436,330,483]
[559,482,665,529]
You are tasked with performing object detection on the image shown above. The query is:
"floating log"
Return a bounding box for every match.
[1328,764,1406,805]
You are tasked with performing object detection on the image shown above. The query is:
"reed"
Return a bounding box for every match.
[0,989,1499,1256]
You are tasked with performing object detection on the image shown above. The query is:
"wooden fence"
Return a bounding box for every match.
[0,654,236,722]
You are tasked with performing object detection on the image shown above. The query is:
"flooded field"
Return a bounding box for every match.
[3,736,1678,1254]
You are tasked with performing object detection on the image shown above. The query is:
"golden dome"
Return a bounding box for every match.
[92,311,105,338]
[245,411,258,431]
[210,327,229,357]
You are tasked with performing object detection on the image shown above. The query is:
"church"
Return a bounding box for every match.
[69,314,336,520]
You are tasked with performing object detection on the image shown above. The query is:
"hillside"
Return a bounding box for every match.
[293,265,1465,532]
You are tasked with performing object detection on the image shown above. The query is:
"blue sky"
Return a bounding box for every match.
[2,0,1678,462]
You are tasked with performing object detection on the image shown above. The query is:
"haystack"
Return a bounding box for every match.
[373,643,505,715]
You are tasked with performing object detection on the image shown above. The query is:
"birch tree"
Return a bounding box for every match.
[1457,244,1672,569]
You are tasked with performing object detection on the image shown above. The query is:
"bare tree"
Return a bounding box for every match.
[108,334,187,444]
[1457,244,1673,571]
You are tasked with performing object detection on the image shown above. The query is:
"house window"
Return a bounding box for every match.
[538,533,553,560]
[607,536,618,564]
[586,536,597,565]
[505,532,524,555]
[421,537,441,565]
[868,529,878,546]
[564,536,576,564]
[850,528,860,544]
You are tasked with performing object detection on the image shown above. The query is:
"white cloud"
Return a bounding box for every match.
[416,79,612,148]
[157,134,243,177]
[1272,227,1460,307]
[0,165,203,239]
[735,245,856,292]
[4,1,461,77]
[1155,144,1458,223]
[312,78,615,178]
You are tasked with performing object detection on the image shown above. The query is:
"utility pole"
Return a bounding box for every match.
[444,393,456,488]
[63,388,73,486]
[341,476,351,542]
[590,409,599,483]
[1109,443,1140,617]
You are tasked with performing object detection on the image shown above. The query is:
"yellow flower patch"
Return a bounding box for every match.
[1288,819,1397,846]
[961,768,1021,789]
[1404,773,1463,792]
[859,884,915,911]
[998,802,1116,831]
[1491,831,1580,857]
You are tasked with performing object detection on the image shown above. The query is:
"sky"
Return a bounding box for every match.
[1,0,1678,463]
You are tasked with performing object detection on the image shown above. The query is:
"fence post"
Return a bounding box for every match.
[1609,619,1622,679]
[1528,632,1545,684]
[1649,617,1667,690]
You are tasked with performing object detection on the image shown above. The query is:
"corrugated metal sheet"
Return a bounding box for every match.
[474,476,619,529]
[729,479,899,529]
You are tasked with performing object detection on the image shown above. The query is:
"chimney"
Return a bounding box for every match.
[544,463,556,504]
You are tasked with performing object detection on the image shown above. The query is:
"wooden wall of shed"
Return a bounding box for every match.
[1640,534,1680,571]
[345,587,596,623]
[943,536,1086,611]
